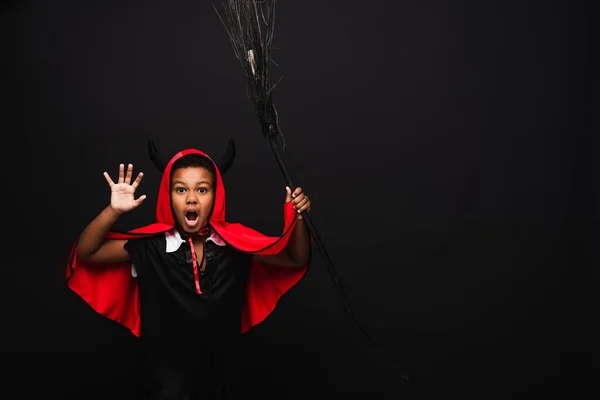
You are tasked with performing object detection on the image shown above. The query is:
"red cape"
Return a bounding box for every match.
[66,148,308,337]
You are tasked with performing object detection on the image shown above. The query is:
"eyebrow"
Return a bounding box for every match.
[172,180,212,186]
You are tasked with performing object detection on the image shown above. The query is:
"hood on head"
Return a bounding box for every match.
[147,138,235,228]
[155,149,227,227]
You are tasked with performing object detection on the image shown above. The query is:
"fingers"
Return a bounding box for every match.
[296,195,309,206]
[295,197,310,219]
[118,163,125,183]
[288,186,311,218]
[111,163,142,187]
[286,186,304,204]
[125,163,133,184]
[134,194,147,207]
[294,196,310,212]
[131,172,144,190]
[292,187,303,198]
[103,172,115,187]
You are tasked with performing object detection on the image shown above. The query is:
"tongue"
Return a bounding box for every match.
[186,212,198,220]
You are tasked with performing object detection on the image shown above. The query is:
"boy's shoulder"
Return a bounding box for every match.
[124,230,166,252]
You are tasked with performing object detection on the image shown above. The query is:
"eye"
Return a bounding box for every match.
[175,187,186,194]
[197,187,208,194]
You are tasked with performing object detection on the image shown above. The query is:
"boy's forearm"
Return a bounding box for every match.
[286,218,311,266]
[76,206,122,258]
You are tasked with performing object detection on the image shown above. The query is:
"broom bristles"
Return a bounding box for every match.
[213,0,279,109]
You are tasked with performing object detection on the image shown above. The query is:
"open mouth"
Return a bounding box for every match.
[185,211,199,227]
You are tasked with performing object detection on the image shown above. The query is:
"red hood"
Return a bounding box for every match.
[155,148,227,226]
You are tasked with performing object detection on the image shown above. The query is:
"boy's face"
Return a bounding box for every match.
[170,166,215,234]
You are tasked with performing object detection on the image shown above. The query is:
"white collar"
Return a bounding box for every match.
[165,228,226,253]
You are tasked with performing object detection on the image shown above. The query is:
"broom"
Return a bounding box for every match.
[212,0,409,381]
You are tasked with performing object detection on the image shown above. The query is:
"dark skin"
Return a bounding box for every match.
[77,163,311,268]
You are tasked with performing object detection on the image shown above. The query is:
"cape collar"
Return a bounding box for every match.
[165,228,227,253]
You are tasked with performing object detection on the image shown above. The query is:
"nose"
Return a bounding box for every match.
[186,194,198,204]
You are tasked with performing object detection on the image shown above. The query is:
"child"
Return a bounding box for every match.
[66,141,312,399]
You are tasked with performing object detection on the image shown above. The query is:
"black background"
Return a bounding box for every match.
[2,0,595,398]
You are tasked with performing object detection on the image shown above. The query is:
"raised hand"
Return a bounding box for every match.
[285,186,311,220]
[104,163,146,215]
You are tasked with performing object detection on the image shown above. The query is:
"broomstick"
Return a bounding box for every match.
[212,0,409,382]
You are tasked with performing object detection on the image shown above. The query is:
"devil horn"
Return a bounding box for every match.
[148,138,168,172]
[216,138,236,174]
